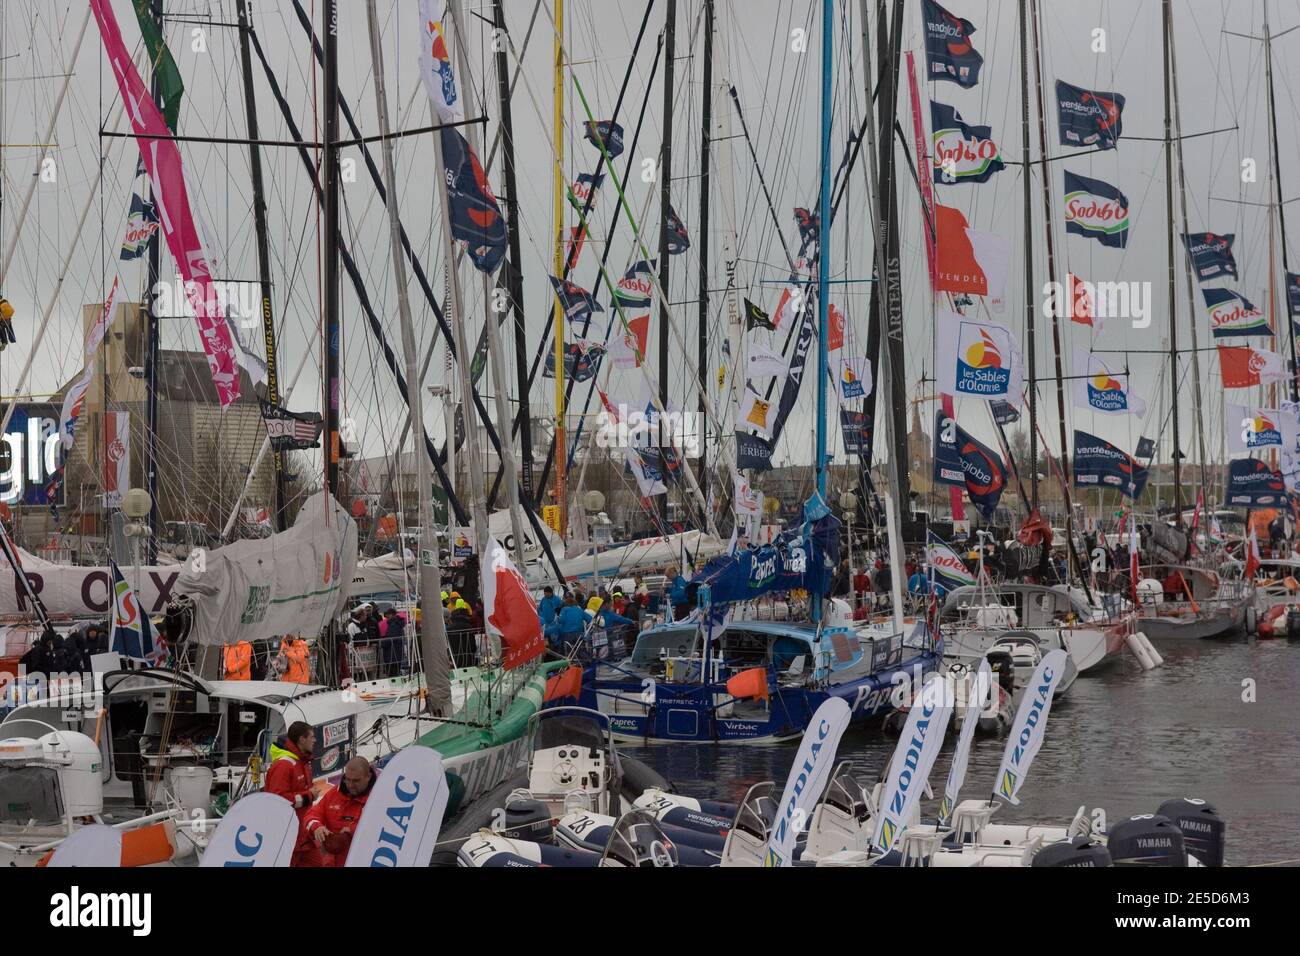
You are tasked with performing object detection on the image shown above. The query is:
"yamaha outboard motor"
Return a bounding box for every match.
[500,795,554,844]
[1157,798,1225,867]
[1033,837,1113,867]
[1107,814,1186,866]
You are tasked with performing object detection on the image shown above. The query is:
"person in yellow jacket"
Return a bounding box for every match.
[223,640,252,680]
[280,635,311,684]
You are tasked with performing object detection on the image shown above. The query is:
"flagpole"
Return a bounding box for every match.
[552,0,568,544]
[1162,0,1183,527]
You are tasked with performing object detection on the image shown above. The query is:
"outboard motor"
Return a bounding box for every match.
[1107,814,1186,866]
[498,795,554,844]
[1157,798,1225,867]
[1032,837,1113,867]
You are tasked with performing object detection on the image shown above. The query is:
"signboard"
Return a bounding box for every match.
[542,505,561,533]
[0,403,64,506]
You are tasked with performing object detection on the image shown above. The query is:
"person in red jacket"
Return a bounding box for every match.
[264,721,322,867]
[304,757,375,866]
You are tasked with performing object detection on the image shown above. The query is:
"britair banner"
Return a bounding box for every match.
[932,412,1007,519]
[994,648,1067,805]
[1183,232,1238,282]
[1055,80,1125,150]
[199,792,298,867]
[872,672,954,853]
[1071,350,1147,416]
[1063,170,1129,248]
[345,747,449,867]
[763,697,851,867]
[1204,287,1270,338]
[1225,457,1287,508]
[936,311,1024,404]
[1072,430,1149,499]
[922,0,983,88]
[931,101,1004,184]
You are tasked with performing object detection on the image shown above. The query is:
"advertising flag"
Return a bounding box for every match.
[1068,272,1099,330]
[200,792,297,867]
[1218,345,1286,388]
[345,747,449,868]
[932,411,1008,519]
[926,530,977,590]
[1226,403,1294,454]
[736,430,774,471]
[665,205,690,254]
[481,537,545,670]
[839,356,871,399]
[439,128,508,274]
[549,276,603,323]
[608,314,649,369]
[1136,436,1156,459]
[102,411,131,508]
[744,298,774,331]
[931,101,1004,184]
[1063,170,1130,248]
[1055,80,1125,150]
[613,259,656,309]
[739,386,775,440]
[1204,287,1270,338]
[764,698,851,866]
[936,312,1024,404]
[1288,272,1300,322]
[567,172,604,213]
[1182,232,1238,282]
[939,659,992,825]
[827,303,847,351]
[993,649,1068,805]
[1072,350,1147,415]
[922,0,984,88]
[840,410,871,456]
[990,400,1020,425]
[120,160,159,261]
[109,558,157,662]
[418,6,463,124]
[935,204,1009,300]
[1072,430,1149,499]
[872,672,954,853]
[1225,457,1288,507]
[544,340,604,382]
[745,335,787,379]
[583,120,625,158]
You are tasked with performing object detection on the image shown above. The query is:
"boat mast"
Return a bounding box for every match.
[492,0,536,510]
[322,0,341,504]
[811,0,832,625]
[236,0,288,532]
[552,0,568,541]
[143,0,166,561]
[1263,0,1297,402]
[1018,0,1038,510]
[657,0,677,530]
[365,0,449,706]
[697,0,714,520]
[1162,0,1182,527]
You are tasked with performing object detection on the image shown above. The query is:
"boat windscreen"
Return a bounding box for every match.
[530,711,608,755]
[0,766,64,825]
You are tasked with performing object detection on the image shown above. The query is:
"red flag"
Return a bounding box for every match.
[481,537,545,670]
[565,224,587,271]
[934,204,1009,299]
[1068,273,1095,327]
[543,665,583,702]
[827,304,846,352]
[1218,345,1286,388]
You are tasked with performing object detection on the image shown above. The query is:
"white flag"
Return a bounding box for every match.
[939,660,992,825]
[346,747,450,867]
[47,825,122,867]
[872,671,954,853]
[738,386,775,439]
[744,334,787,379]
[1227,403,1294,453]
[1072,349,1147,416]
[762,698,851,866]
[734,473,762,516]
[838,356,872,399]
[936,311,1024,406]
[418,4,464,125]
[993,648,1067,805]
[200,792,298,867]
[625,447,667,497]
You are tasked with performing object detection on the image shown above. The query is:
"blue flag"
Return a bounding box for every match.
[840,411,871,456]
[930,101,1004,184]
[1225,457,1288,508]
[736,430,774,471]
[441,128,508,274]
[1135,436,1156,459]
[583,120,624,159]
[922,0,983,88]
[1203,287,1270,338]
[1182,232,1238,282]
[665,206,690,255]
[1055,80,1125,151]
[1064,170,1129,248]
[794,207,821,247]
[120,160,158,261]
[990,400,1020,425]
[544,341,604,382]
[614,260,656,309]
[109,559,157,661]
[1287,272,1300,325]
[1072,430,1148,500]
[549,276,603,323]
[932,412,1007,519]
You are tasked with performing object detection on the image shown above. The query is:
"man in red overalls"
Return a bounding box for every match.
[264,721,322,867]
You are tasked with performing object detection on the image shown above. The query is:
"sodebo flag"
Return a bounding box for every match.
[481,536,546,670]
[200,792,298,867]
[763,697,851,867]
[994,649,1068,805]
[937,312,1024,404]
[872,671,954,854]
[346,746,449,868]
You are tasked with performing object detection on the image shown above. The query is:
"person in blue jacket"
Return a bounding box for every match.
[545,593,592,648]
[537,586,563,627]
[667,565,690,621]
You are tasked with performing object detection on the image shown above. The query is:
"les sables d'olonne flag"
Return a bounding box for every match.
[1218,345,1286,388]
[91,0,240,407]
[1072,349,1147,416]
[481,537,545,670]
[935,204,1009,301]
[936,311,1024,405]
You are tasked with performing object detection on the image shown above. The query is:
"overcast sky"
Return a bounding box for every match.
[1,0,1298,512]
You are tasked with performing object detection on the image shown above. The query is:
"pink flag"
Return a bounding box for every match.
[91,0,240,407]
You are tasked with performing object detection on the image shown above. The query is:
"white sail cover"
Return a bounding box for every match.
[0,550,183,620]
[177,495,357,646]
[539,530,728,585]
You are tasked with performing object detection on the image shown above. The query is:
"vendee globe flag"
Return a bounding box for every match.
[1225,457,1287,508]
[481,537,545,670]
[926,531,977,589]
[1204,287,1270,338]
[935,204,1009,300]
[1063,170,1129,247]
[931,101,1004,184]
[922,0,983,88]
[932,411,1008,519]
[1183,232,1238,282]
[1055,80,1125,150]
[1073,430,1149,499]
[1288,271,1300,322]
[440,128,508,274]
[1071,350,1146,416]
[937,312,1024,405]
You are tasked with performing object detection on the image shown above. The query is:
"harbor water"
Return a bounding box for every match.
[628,634,1300,866]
